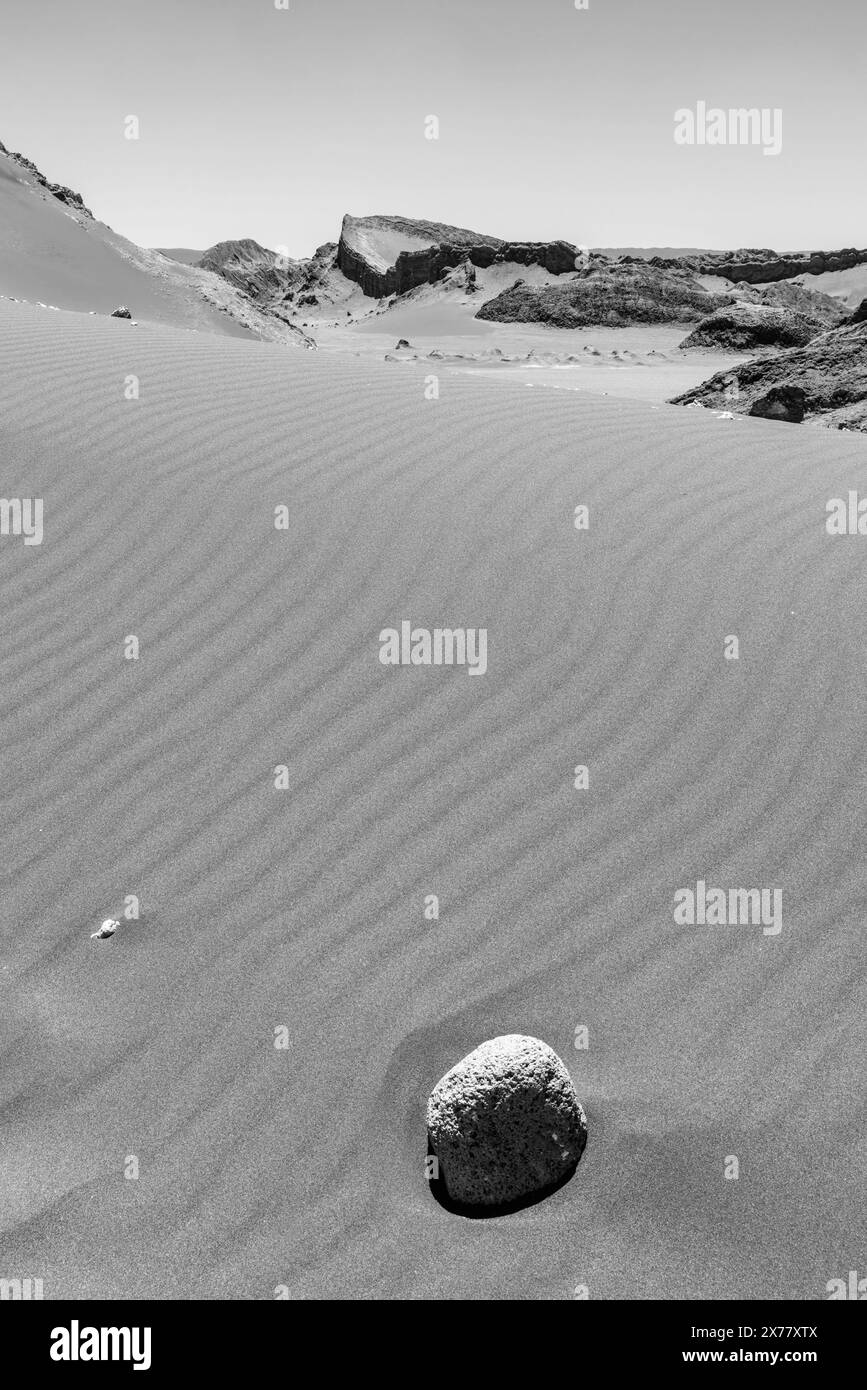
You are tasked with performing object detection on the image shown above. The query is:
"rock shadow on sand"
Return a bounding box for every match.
[425,1132,585,1219]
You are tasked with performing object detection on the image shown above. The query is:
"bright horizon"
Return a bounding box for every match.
[1,0,863,258]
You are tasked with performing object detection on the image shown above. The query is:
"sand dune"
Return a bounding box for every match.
[0,149,306,344]
[1,297,865,1299]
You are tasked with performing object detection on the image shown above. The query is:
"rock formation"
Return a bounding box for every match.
[427,1034,587,1209]
[337,214,578,298]
[748,386,807,423]
[671,320,867,430]
[195,239,337,314]
[0,138,94,218]
[476,260,730,328]
[652,246,867,285]
[752,280,848,326]
[679,302,821,351]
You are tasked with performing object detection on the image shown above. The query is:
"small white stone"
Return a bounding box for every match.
[90,918,119,940]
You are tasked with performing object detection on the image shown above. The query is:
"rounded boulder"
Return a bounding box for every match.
[426,1034,587,1209]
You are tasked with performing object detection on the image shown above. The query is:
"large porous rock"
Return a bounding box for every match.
[749,385,807,423]
[427,1034,587,1208]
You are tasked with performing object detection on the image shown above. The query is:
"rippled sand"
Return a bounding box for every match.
[1,298,865,1299]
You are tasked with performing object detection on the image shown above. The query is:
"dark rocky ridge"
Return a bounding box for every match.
[0,138,94,218]
[476,260,731,328]
[729,279,847,327]
[337,213,577,298]
[195,238,336,310]
[679,302,822,351]
[671,320,867,431]
[652,246,867,285]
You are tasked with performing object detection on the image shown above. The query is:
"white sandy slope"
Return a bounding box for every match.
[0,299,865,1300]
[0,150,306,345]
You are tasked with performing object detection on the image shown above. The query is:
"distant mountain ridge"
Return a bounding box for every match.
[651,247,867,284]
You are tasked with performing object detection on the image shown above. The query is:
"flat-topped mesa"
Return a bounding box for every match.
[652,246,867,285]
[0,138,94,219]
[337,213,578,298]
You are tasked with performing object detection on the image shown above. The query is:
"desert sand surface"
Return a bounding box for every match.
[785,266,867,310]
[1,297,865,1300]
[316,302,743,403]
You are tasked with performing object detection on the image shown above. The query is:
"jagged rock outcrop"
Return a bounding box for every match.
[671,320,867,430]
[196,239,295,299]
[653,246,867,285]
[196,238,337,315]
[476,260,730,328]
[0,138,94,218]
[337,213,578,298]
[196,238,337,308]
[679,302,822,351]
[846,298,867,325]
[427,1034,587,1209]
[732,279,848,327]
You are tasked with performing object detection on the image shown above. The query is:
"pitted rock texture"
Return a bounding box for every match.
[427,1034,587,1207]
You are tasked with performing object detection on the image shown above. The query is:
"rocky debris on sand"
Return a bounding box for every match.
[111,306,132,319]
[671,320,867,430]
[679,302,821,351]
[90,919,119,940]
[395,338,412,349]
[427,1034,587,1208]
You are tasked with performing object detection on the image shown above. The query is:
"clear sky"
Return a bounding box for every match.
[1,0,863,256]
